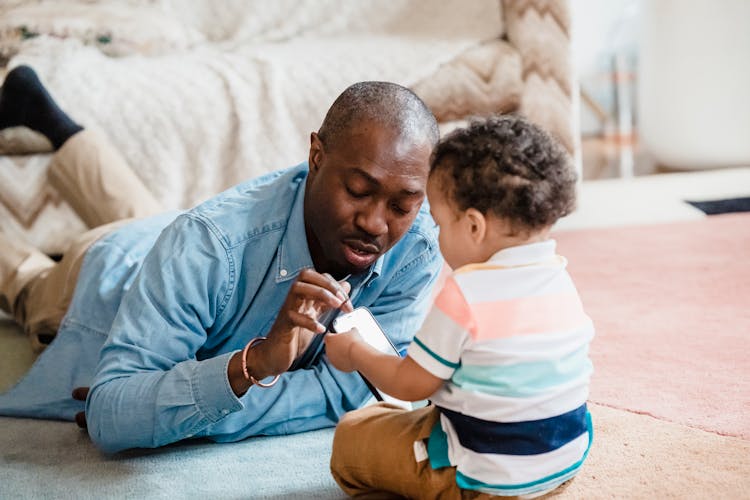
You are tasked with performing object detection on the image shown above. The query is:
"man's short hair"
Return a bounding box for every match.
[318,81,439,150]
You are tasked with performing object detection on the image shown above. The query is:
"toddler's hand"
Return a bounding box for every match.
[324,327,363,372]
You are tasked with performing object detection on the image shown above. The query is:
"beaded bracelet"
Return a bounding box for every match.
[241,336,280,388]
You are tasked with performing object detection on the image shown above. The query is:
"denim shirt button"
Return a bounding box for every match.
[279,269,288,277]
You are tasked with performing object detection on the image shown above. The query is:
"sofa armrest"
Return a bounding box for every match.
[502,0,577,157]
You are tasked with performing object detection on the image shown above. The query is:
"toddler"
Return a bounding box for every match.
[324,115,594,499]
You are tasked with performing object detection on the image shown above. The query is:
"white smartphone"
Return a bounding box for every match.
[331,307,412,410]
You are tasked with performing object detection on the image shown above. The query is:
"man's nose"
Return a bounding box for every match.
[355,202,388,237]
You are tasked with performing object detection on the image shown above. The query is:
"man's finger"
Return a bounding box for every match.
[73,388,89,429]
[287,309,326,334]
[299,269,350,303]
[72,387,89,401]
[75,411,87,429]
[337,279,353,313]
[292,281,344,309]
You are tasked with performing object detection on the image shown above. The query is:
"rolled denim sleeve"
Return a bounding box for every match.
[85,215,241,453]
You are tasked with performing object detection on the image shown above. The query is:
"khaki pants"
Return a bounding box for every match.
[331,402,498,499]
[0,129,162,350]
[331,403,574,499]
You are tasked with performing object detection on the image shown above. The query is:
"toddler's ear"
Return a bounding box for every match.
[465,208,487,243]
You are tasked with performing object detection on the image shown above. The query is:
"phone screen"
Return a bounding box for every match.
[332,308,399,356]
[332,307,412,410]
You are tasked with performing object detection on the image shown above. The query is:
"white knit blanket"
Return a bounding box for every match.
[7,0,503,209]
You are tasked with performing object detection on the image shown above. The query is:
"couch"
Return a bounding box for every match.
[0,0,577,255]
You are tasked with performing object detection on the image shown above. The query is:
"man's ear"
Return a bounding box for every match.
[309,132,324,173]
[465,208,487,245]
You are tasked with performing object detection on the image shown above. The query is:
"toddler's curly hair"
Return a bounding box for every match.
[430,115,577,233]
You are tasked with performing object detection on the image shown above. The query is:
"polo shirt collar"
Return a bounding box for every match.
[487,239,558,267]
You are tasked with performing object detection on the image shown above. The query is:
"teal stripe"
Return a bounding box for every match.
[458,467,581,496]
[427,419,451,469]
[452,346,592,398]
[413,337,460,369]
[456,411,594,494]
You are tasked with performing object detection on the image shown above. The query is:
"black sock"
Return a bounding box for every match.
[0,65,83,149]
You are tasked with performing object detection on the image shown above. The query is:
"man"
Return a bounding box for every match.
[0,66,442,453]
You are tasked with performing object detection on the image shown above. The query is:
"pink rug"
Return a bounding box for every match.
[554,213,750,439]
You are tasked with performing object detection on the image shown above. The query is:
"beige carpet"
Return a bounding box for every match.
[555,214,750,439]
[564,404,750,499]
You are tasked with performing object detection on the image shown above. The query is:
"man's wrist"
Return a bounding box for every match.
[242,338,273,381]
[228,343,268,396]
[228,339,280,396]
[228,351,252,396]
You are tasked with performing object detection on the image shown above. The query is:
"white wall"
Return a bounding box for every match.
[571,0,639,135]
[637,0,750,168]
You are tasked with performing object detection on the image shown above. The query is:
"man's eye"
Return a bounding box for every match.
[346,186,368,198]
[391,204,411,216]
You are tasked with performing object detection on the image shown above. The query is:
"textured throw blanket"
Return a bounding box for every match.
[6,0,503,210]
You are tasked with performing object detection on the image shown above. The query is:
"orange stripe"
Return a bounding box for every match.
[430,260,454,304]
[469,292,588,341]
[434,277,477,336]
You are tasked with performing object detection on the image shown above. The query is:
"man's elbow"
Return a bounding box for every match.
[84,407,135,454]
[85,391,142,454]
[90,435,126,455]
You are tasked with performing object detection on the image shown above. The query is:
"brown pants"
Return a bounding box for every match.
[331,402,499,499]
[0,129,162,350]
[331,403,575,499]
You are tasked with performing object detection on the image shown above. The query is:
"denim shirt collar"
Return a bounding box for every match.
[276,180,315,283]
[275,171,383,286]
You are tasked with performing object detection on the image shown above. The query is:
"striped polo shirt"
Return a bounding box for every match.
[407,240,594,497]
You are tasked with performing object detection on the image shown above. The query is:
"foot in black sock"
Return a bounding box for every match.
[0,65,83,149]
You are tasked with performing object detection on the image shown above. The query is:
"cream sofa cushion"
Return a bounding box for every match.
[413,40,523,123]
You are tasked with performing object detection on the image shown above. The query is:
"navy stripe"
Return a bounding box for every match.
[438,404,588,455]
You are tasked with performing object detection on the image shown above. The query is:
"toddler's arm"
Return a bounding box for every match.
[325,328,443,401]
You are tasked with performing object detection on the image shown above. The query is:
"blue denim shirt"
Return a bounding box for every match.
[1,163,440,453]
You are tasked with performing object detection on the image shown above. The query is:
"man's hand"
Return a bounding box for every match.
[324,327,364,373]
[229,269,352,395]
[72,386,89,429]
[263,269,353,374]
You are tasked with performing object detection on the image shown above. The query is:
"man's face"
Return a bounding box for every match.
[304,121,432,278]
